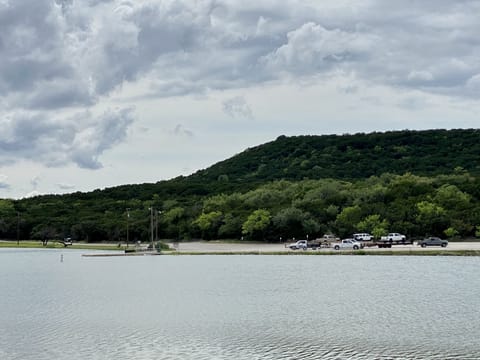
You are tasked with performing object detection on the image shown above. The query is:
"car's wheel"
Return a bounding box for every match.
[353,245,359,250]
[334,245,340,250]
[421,243,427,248]
[441,243,447,248]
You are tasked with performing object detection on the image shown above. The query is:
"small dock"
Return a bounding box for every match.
[82,252,161,257]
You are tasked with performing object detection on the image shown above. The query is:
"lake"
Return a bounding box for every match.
[0,249,479,359]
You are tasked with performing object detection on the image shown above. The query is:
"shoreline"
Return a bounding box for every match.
[2,240,480,256]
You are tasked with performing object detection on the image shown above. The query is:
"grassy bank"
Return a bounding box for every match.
[0,241,123,251]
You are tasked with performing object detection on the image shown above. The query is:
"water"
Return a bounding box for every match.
[1,249,479,359]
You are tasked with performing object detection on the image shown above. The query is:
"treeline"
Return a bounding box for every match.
[2,172,480,242]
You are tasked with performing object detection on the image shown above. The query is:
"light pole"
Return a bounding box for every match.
[126,208,130,249]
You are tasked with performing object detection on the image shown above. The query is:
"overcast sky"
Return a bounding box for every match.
[1,0,480,198]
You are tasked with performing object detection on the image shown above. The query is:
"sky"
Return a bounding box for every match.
[1,0,480,199]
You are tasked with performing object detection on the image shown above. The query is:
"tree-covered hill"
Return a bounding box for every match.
[64,128,480,202]
[2,128,480,242]
[190,128,480,184]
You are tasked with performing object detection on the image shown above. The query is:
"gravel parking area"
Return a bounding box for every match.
[168,241,480,253]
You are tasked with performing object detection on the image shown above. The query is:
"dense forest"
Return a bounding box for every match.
[1,129,480,242]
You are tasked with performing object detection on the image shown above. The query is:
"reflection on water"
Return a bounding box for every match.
[0,249,479,359]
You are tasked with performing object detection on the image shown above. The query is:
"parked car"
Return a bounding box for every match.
[418,237,448,248]
[380,233,406,242]
[353,233,373,241]
[287,240,307,250]
[332,239,363,250]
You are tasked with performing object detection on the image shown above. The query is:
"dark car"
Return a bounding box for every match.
[418,237,448,248]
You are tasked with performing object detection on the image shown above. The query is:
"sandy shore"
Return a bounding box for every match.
[167,241,480,253]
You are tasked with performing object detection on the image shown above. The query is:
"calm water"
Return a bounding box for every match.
[1,249,479,360]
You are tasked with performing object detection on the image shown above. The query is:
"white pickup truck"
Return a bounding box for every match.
[332,239,363,250]
[375,232,411,248]
[380,233,406,242]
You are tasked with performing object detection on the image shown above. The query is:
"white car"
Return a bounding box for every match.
[353,233,373,241]
[332,239,363,250]
[288,240,307,250]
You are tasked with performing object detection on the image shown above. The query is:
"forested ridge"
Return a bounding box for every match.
[2,129,480,242]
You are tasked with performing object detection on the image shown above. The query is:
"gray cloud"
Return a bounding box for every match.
[3,0,480,105]
[56,182,76,190]
[222,96,254,119]
[0,175,10,189]
[30,176,41,189]
[173,124,194,138]
[2,0,480,170]
[0,107,134,169]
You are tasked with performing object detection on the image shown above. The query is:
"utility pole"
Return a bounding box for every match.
[155,211,158,242]
[16,212,20,246]
[155,210,162,243]
[126,208,130,249]
[150,207,154,251]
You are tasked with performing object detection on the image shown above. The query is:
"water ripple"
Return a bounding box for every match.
[1,251,479,359]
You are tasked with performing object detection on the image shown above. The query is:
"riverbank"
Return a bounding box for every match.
[2,240,480,256]
[167,240,480,254]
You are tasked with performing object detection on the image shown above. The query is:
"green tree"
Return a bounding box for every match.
[242,209,271,240]
[193,211,223,239]
[335,206,362,238]
[416,201,447,236]
[357,214,389,239]
[444,227,459,239]
[218,214,243,239]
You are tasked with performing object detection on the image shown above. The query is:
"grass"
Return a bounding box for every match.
[0,241,123,251]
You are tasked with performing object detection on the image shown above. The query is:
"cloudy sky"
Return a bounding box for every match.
[1,0,480,198]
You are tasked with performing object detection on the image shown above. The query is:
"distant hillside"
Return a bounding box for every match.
[192,128,480,182]
[77,128,480,201]
[5,128,480,242]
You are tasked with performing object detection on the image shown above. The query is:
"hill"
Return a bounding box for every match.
[3,128,480,242]
[70,128,480,202]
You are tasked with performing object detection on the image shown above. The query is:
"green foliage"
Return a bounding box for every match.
[155,241,170,251]
[193,211,223,239]
[335,206,362,237]
[357,214,389,239]
[242,209,271,240]
[444,227,459,239]
[3,129,480,242]
[416,201,447,236]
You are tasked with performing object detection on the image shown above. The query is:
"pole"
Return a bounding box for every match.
[155,211,158,243]
[126,208,130,249]
[16,212,20,245]
[150,207,154,251]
